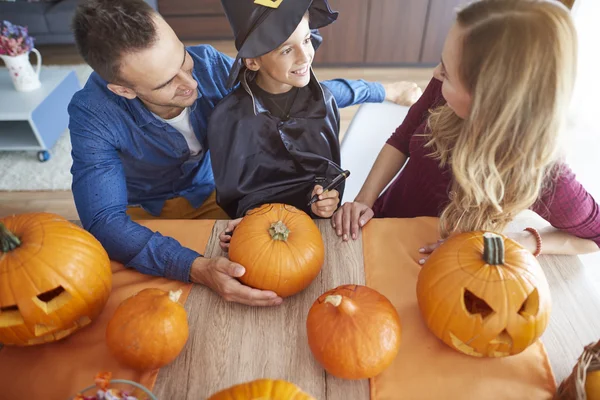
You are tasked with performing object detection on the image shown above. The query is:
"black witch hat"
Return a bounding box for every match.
[221,0,338,88]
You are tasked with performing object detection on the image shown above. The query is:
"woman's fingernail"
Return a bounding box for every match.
[343,234,348,241]
[419,248,425,253]
[419,259,425,265]
[359,220,365,226]
[352,233,356,240]
[337,230,342,235]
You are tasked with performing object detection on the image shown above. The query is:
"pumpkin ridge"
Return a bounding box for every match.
[52,242,111,294]
[49,243,112,295]
[499,259,540,290]
[421,262,467,329]
[248,240,277,285]
[284,240,310,289]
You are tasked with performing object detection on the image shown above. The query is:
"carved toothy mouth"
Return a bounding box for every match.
[449,329,514,358]
[28,315,91,345]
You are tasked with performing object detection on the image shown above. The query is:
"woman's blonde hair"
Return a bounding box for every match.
[426,0,577,238]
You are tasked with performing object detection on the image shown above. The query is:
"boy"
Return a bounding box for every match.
[208,0,347,219]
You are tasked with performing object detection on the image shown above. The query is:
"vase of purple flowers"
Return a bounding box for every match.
[0,20,42,92]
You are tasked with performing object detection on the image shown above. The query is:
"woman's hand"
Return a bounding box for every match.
[418,240,444,265]
[331,201,374,241]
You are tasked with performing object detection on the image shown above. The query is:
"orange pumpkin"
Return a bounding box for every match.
[416,231,551,358]
[228,204,324,297]
[207,379,315,400]
[0,213,112,346]
[306,284,402,380]
[587,370,600,400]
[106,288,189,370]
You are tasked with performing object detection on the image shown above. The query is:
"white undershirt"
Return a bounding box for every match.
[153,107,202,156]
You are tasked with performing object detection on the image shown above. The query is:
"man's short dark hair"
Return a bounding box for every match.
[72,0,158,83]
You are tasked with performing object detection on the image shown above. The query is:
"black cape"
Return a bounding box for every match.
[207,69,343,218]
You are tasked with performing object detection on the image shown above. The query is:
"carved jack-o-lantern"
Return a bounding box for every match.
[416,232,551,357]
[0,213,112,346]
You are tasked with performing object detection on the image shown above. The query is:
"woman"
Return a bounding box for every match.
[333,0,600,259]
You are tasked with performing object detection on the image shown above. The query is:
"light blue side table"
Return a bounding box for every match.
[0,68,80,162]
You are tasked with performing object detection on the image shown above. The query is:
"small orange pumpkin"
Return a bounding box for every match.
[416,231,551,358]
[106,288,189,370]
[207,379,315,400]
[306,284,402,380]
[228,204,324,297]
[0,213,112,346]
[587,370,600,400]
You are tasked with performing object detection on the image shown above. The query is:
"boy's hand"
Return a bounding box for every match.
[383,81,423,106]
[311,185,340,218]
[219,218,243,252]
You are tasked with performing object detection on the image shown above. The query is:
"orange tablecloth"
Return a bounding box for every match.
[0,220,214,400]
[363,218,556,400]
[0,217,557,399]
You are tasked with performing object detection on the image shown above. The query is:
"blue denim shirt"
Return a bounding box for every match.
[69,45,385,282]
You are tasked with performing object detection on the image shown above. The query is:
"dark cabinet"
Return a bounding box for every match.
[313,0,370,64]
[420,0,464,64]
[159,0,231,40]
[365,0,429,64]
[159,0,460,66]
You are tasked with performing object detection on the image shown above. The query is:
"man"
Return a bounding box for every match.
[69,0,422,307]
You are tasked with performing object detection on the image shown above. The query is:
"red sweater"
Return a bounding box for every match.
[373,78,600,247]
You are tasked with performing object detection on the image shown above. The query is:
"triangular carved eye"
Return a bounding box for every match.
[463,289,494,319]
[518,288,540,318]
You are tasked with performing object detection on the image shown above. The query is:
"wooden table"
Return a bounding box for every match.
[147,219,600,399]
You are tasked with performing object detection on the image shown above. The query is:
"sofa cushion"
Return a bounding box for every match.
[45,0,80,34]
[0,2,54,35]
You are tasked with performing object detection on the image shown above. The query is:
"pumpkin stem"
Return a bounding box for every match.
[0,222,21,253]
[324,295,356,315]
[269,220,290,241]
[324,295,342,307]
[483,232,505,265]
[168,289,183,303]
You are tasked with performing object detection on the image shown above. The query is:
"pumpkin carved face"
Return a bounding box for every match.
[416,232,551,357]
[0,213,112,346]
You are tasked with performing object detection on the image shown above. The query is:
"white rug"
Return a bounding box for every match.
[0,64,93,191]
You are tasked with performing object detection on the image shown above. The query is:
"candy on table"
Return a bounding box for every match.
[95,372,112,391]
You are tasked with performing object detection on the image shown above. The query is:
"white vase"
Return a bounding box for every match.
[0,48,42,92]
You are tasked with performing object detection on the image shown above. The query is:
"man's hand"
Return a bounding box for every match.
[311,185,340,218]
[383,81,423,106]
[219,218,243,252]
[190,257,283,306]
